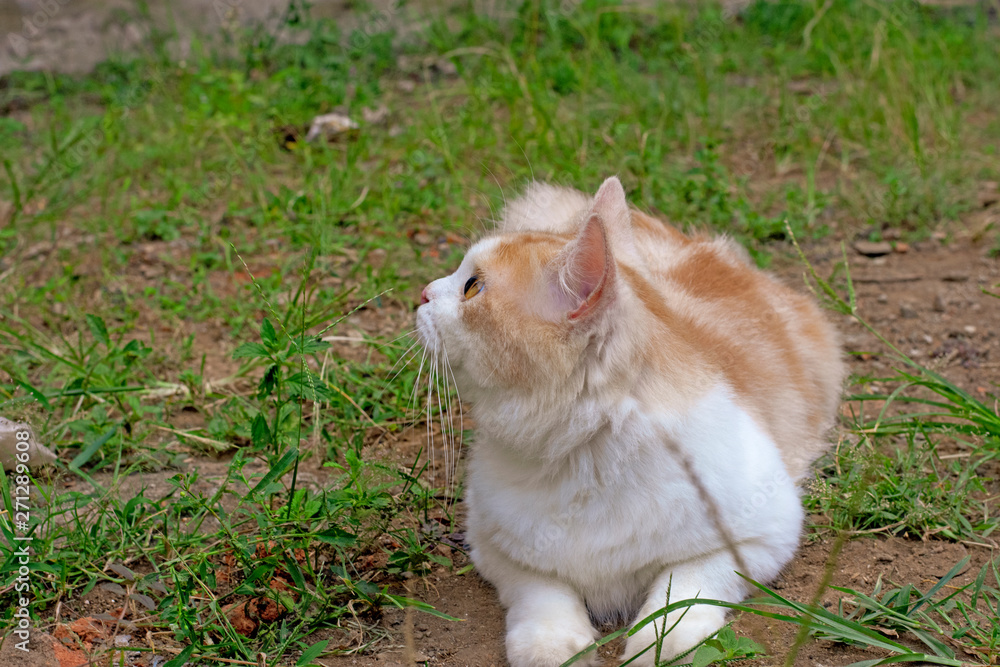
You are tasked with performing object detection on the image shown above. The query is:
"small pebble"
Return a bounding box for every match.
[932,293,946,312]
[900,304,918,319]
[854,240,893,257]
[964,325,977,334]
[877,293,889,304]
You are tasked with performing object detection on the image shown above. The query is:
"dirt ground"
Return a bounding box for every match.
[325,536,987,667]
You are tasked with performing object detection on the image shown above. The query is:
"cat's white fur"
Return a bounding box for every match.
[416,178,842,666]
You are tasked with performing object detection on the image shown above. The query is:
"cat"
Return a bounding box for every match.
[416,177,843,666]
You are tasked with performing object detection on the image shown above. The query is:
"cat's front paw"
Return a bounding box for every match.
[506,620,599,667]
[622,606,724,666]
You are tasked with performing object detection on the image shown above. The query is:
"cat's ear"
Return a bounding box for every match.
[590,176,639,263]
[561,212,615,321]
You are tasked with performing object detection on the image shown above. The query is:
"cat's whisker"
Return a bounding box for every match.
[514,138,535,183]
[434,359,449,495]
[444,375,457,498]
[382,340,421,389]
[429,354,442,485]
[444,359,458,499]
[407,347,429,477]
[386,328,418,346]
[438,359,453,497]
[408,347,428,418]
[442,345,464,504]
[431,348,455,499]
[485,165,507,212]
[471,186,499,237]
[478,343,505,387]
[484,166,507,234]
[426,352,436,478]
[383,339,418,375]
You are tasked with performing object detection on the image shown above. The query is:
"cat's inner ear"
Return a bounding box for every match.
[561,213,615,321]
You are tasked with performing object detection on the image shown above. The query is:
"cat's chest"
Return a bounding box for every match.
[466,387,797,583]
[469,436,696,577]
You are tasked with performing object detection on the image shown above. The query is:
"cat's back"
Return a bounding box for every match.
[625,209,843,480]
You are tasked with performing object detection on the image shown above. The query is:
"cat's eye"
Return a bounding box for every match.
[464,274,483,299]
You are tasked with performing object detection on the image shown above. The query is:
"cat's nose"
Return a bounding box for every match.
[420,285,430,305]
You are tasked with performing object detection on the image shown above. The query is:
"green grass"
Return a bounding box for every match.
[795,240,999,547]
[806,429,998,542]
[562,557,1000,666]
[1,0,999,665]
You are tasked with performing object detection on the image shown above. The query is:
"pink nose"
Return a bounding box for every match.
[420,286,430,305]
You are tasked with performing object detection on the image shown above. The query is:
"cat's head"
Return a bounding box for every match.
[416,177,641,403]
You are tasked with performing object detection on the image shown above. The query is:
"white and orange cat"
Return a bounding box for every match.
[416,177,843,666]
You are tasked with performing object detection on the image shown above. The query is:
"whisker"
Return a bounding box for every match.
[385,328,418,346]
[513,137,534,183]
[408,347,428,450]
[378,331,420,361]
[434,365,451,490]
[426,352,436,479]
[382,340,421,389]
[406,337,465,507]
[443,347,464,497]
[403,347,425,415]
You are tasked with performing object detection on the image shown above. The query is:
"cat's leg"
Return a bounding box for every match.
[621,554,739,666]
[503,575,599,667]
[622,532,800,667]
[475,545,598,667]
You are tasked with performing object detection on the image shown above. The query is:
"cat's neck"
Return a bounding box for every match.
[468,347,708,468]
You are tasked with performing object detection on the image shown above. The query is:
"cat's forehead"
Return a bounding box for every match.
[467,232,568,272]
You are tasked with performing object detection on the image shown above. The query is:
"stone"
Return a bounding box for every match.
[0,417,57,471]
[933,293,947,312]
[853,240,893,257]
[304,113,359,142]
